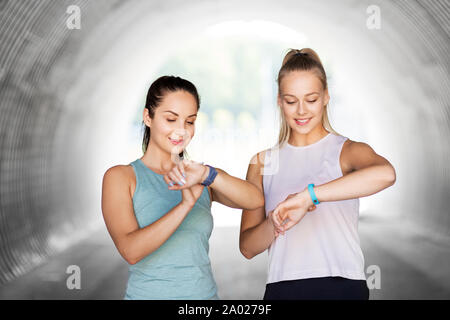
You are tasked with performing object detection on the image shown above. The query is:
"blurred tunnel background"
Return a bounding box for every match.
[0,0,449,299]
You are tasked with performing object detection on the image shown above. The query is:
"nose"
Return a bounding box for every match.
[296,101,307,115]
[173,128,190,140]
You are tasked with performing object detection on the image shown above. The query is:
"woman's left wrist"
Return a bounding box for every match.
[301,187,314,207]
[200,165,210,184]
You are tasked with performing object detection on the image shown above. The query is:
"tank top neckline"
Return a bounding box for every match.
[136,158,167,176]
[285,132,332,150]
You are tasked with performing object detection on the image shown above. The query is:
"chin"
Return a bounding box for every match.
[169,143,186,154]
[167,146,183,155]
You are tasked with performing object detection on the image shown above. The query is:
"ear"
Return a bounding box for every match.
[324,89,330,106]
[277,93,282,109]
[143,108,152,128]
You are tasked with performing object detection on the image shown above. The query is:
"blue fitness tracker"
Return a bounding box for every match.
[201,165,218,186]
[308,183,320,205]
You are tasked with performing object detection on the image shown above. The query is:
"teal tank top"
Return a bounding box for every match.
[124,158,219,299]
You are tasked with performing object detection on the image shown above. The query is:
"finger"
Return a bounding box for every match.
[163,174,175,188]
[172,166,186,186]
[277,223,285,235]
[278,215,288,234]
[276,203,287,214]
[277,227,284,235]
[272,209,282,228]
[273,223,283,237]
[273,217,282,232]
[276,210,286,228]
[282,219,297,232]
[178,160,186,179]
[277,207,288,222]
[172,166,186,185]
[273,217,284,232]
[168,171,183,189]
[163,174,170,184]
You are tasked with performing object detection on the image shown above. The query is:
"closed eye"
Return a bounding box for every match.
[167,119,194,125]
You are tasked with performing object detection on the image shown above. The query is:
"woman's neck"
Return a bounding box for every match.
[288,126,329,147]
[140,143,178,174]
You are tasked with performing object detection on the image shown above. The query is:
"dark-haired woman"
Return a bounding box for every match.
[239,48,396,300]
[101,76,264,300]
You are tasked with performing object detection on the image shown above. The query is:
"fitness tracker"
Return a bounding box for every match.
[308,183,320,205]
[201,165,218,186]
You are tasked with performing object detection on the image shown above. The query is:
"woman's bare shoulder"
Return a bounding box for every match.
[247,148,271,190]
[103,164,135,198]
[249,149,270,169]
[104,164,134,179]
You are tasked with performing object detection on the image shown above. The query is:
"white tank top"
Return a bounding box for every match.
[263,132,366,284]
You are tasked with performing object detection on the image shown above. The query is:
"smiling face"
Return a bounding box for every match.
[278,70,330,137]
[143,90,198,156]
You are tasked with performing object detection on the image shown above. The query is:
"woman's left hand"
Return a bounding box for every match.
[163,159,208,190]
[273,189,316,233]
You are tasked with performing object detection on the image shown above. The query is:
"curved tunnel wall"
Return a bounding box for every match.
[0,0,449,285]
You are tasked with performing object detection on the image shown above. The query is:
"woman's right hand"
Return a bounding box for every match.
[268,209,285,237]
[273,191,317,234]
[268,193,317,237]
[164,159,208,190]
[181,183,205,207]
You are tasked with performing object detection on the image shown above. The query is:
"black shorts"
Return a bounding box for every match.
[263,276,369,300]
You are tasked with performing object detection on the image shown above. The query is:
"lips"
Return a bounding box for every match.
[295,118,311,126]
[169,138,184,145]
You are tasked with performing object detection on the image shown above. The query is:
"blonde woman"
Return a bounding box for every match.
[102,76,264,299]
[239,48,396,300]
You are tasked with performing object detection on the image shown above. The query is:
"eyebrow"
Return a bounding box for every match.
[163,110,197,117]
[281,92,320,98]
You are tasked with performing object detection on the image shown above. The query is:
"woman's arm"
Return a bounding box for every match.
[207,167,264,210]
[164,159,265,210]
[312,141,396,201]
[101,165,202,265]
[273,141,396,231]
[238,151,304,259]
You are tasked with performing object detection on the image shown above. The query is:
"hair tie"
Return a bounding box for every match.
[295,51,306,56]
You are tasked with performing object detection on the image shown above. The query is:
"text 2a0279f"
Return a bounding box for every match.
[222,304,271,315]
